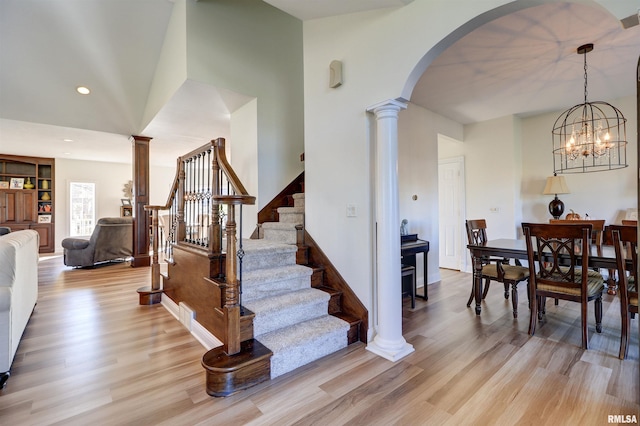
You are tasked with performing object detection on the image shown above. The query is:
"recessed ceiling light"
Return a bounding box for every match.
[76,86,90,95]
[63,139,73,142]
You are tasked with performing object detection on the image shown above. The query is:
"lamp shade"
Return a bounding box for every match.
[543,175,570,195]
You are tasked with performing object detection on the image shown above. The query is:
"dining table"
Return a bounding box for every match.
[467,238,624,315]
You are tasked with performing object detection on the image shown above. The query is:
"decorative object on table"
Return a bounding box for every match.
[9,178,23,189]
[551,43,627,174]
[565,209,580,220]
[120,205,133,217]
[121,198,132,206]
[400,219,409,236]
[625,208,638,221]
[543,174,570,219]
[23,177,34,189]
[122,180,133,201]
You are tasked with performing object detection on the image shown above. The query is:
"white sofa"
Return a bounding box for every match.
[0,230,39,388]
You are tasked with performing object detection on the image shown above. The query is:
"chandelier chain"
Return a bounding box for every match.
[583,51,588,104]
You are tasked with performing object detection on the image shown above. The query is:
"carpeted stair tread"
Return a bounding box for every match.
[242,265,313,302]
[292,193,305,208]
[257,315,349,378]
[241,238,297,254]
[240,238,297,271]
[261,222,298,244]
[261,222,299,230]
[244,288,330,336]
[277,206,304,214]
[243,264,312,284]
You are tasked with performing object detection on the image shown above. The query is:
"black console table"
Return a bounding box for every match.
[401,234,429,300]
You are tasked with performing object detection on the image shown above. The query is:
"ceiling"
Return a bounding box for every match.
[0,0,638,166]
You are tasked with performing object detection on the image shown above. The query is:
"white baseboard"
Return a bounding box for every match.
[161,294,223,350]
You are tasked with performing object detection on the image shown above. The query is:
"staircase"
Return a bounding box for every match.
[244,193,350,379]
[150,140,366,396]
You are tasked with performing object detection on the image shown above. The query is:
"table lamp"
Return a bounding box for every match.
[543,174,570,219]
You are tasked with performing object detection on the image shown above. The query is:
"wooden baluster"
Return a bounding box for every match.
[211,143,221,250]
[176,160,186,242]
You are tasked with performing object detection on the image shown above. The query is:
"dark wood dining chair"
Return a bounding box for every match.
[550,219,610,296]
[522,222,604,349]
[549,219,605,256]
[621,219,637,226]
[608,225,638,359]
[465,219,529,318]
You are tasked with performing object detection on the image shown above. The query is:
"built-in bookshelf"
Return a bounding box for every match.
[0,154,55,252]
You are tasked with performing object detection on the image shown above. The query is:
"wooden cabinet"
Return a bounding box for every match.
[0,155,55,253]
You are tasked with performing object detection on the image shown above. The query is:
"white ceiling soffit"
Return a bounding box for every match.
[142,80,255,166]
[263,0,414,21]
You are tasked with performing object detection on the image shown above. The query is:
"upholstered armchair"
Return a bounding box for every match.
[62,217,133,267]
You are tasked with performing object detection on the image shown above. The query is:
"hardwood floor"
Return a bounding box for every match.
[1,257,638,425]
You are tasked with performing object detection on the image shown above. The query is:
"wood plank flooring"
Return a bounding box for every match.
[0,256,637,425]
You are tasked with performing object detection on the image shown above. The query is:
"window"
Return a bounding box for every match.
[70,182,96,237]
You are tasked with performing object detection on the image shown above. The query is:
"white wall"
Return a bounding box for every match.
[231,98,259,232]
[54,158,176,252]
[185,0,304,210]
[463,115,523,239]
[398,102,463,286]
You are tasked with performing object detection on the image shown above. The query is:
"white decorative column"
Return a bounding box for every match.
[366,99,414,361]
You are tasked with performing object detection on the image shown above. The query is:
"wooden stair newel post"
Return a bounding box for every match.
[223,203,241,355]
[139,205,163,305]
[131,135,161,305]
[131,135,151,268]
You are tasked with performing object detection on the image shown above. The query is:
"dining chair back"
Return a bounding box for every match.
[465,219,529,318]
[522,222,604,349]
[608,224,638,359]
[549,219,605,256]
[621,219,637,226]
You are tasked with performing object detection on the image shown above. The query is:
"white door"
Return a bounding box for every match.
[438,157,465,270]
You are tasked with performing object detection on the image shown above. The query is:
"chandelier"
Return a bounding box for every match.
[552,43,628,174]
